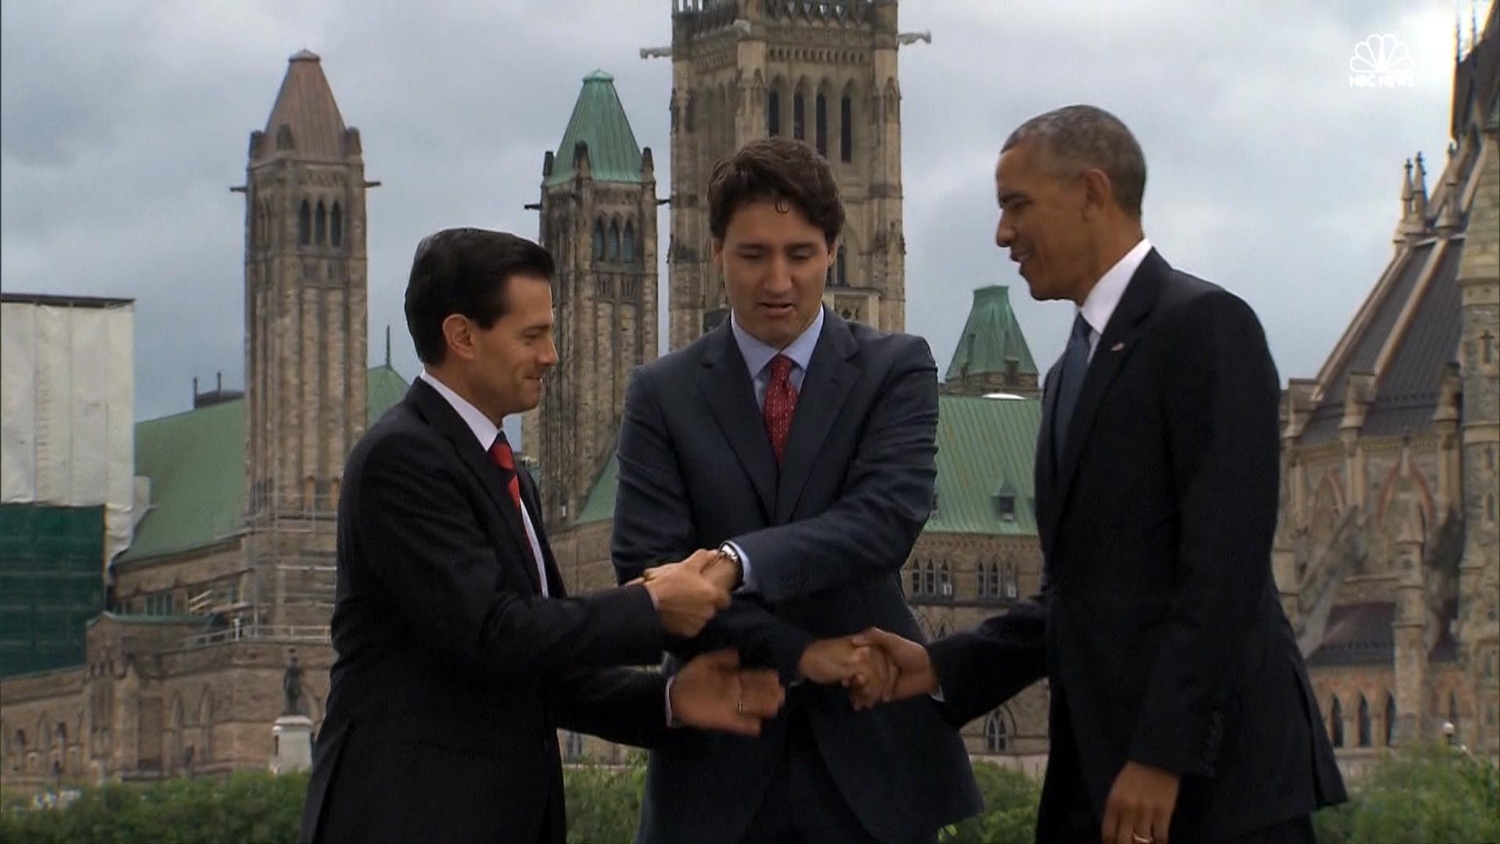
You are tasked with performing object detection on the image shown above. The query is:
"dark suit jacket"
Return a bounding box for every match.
[926,250,1347,840]
[613,309,982,844]
[301,378,670,844]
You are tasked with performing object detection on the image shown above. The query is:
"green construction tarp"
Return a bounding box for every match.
[0,504,105,678]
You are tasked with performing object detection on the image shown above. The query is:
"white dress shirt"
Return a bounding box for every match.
[1076,237,1153,360]
[418,370,549,596]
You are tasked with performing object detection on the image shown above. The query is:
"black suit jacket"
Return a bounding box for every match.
[613,309,982,844]
[300,378,670,844]
[927,251,1347,840]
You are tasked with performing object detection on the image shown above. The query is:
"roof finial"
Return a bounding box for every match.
[385,325,391,367]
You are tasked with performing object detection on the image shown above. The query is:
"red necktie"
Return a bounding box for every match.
[487,434,526,516]
[763,355,799,465]
[488,434,544,592]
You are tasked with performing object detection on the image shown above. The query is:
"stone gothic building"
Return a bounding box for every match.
[0,51,405,789]
[1280,6,1500,772]
[3,0,1492,792]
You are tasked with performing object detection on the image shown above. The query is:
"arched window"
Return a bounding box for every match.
[767,89,781,136]
[815,92,828,156]
[833,246,846,287]
[839,92,853,162]
[1329,697,1344,747]
[330,202,343,247]
[297,200,311,245]
[984,710,1009,753]
[593,220,606,260]
[315,201,327,245]
[1004,563,1019,599]
[793,91,805,140]
[623,222,636,261]
[938,562,951,596]
[909,563,921,595]
[922,560,935,596]
[609,221,621,261]
[1357,695,1372,747]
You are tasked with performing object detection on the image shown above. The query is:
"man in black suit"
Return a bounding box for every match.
[851,106,1346,843]
[300,228,785,844]
[612,138,981,844]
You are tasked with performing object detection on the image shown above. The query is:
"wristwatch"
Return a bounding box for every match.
[716,542,745,589]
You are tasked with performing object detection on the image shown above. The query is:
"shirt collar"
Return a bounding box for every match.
[1078,237,1152,336]
[418,369,501,451]
[730,306,825,378]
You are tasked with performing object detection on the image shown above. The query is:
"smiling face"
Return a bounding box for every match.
[443,273,558,419]
[993,142,1097,304]
[714,197,834,349]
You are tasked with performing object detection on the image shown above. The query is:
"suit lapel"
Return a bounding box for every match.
[696,325,779,519]
[1047,249,1167,552]
[407,380,544,595]
[775,311,858,523]
[1036,360,1061,556]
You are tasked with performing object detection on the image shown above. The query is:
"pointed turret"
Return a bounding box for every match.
[545,70,647,186]
[942,285,1040,398]
[251,50,356,164]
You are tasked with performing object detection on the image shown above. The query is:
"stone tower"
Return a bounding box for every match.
[523,71,659,528]
[1454,2,1500,755]
[663,0,912,349]
[238,50,371,626]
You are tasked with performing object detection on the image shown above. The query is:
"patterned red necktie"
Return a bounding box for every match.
[763,355,799,465]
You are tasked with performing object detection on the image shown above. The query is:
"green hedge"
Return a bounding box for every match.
[1,745,1494,843]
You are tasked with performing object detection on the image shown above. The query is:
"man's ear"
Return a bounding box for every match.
[441,314,475,362]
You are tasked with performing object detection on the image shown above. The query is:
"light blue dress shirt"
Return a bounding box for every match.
[724,306,825,592]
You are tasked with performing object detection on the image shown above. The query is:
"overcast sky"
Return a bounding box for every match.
[1,0,1486,431]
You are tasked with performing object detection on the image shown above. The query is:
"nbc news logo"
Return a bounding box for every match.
[1349,34,1415,88]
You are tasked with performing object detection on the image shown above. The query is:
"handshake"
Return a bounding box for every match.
[798,628,938,711]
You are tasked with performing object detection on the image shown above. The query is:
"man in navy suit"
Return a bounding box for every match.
[852,106,1346,844]
[613,138,981,844]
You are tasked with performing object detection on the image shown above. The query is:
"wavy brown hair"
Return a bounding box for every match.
[707,138,844,247]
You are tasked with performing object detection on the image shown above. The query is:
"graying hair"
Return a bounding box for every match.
[1002,105,1147,218]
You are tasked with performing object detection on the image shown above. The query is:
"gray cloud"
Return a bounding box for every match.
[1,0,1477,425]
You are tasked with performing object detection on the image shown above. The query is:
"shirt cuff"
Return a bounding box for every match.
[727,540,757,593]
[665,675,679,727]
[930,686,945,702]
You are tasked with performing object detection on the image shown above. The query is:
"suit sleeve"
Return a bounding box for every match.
[927,587,1050,727]
[353,432,664,685]
[548,666,668,749]
[1128,291,1282,777]
[613,366,814,683]
[729,336,940,603]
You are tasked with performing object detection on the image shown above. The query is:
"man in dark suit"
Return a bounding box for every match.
[850,106,1347,844]
[612,138,982,844]
[300,228,786,844]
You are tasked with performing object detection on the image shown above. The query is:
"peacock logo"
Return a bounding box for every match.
[1350,34,1416,88]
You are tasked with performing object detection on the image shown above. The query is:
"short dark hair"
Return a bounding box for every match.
[1002,105,1148,218]
[707,138,844,246]
[403,228,554,365]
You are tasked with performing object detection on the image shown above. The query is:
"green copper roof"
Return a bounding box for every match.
[574,394,1041,536]
[545,70,645,187]
[945,286,1039,382]
[575,451,620,525]
[925,395,1040,535]
[120,365,409,563]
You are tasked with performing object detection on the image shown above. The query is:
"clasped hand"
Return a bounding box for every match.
[632,549,741,637]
